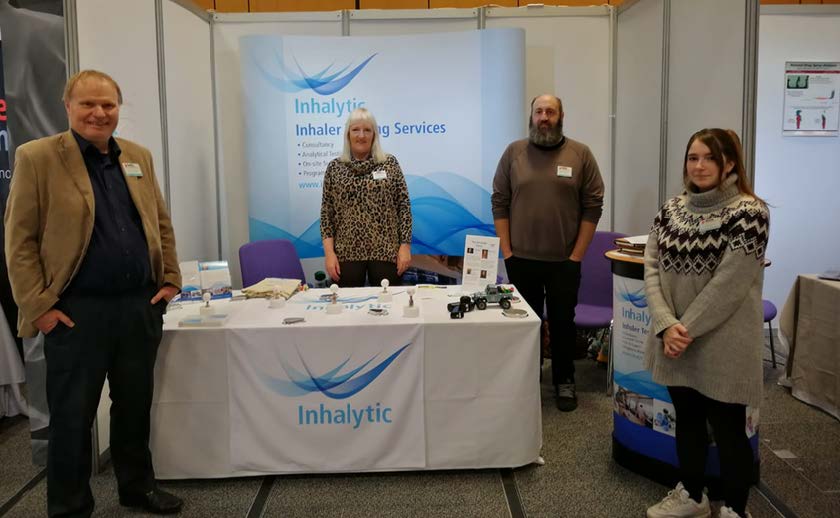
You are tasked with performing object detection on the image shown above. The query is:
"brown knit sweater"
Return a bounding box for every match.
[491,137,604,261]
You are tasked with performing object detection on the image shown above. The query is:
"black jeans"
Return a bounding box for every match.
[337,260,401,288]
[669,386,754,516]
[505,256,581,384]
[44,287,166,518]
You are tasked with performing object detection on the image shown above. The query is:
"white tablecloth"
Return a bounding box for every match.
[780,275,840,421]
[150,286,542,478]
[0,301,26,418]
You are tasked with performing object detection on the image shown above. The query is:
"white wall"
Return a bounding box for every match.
[615,0,663,235]
[163,1,218,263]
[666,0,747,198]
[755,7,840,308]
[348,8,477,35]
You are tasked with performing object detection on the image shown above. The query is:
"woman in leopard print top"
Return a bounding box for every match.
[320,108,412,287]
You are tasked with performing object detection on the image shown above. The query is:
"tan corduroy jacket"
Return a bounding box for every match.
[4,131,181,338]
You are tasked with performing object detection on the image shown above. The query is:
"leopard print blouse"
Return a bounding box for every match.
[320,155,412,263]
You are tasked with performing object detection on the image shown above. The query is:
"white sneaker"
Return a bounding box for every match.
[718,506,751,518]
[646,482,711,518]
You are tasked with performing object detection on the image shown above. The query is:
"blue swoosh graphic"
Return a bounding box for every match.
[618,283,647,308]
[250,172,497,257]
[260,343,411,399]
[255,49,377,95]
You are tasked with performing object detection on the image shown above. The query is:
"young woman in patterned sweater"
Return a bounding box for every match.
[644,128,769,518]
[320,108,412,287]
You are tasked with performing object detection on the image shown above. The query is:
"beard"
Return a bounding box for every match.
[529,119,564,147]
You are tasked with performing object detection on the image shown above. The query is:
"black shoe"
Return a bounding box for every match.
[555,382,578,412]
[119,488,183,514]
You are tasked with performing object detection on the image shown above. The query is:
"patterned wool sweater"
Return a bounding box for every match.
[320,154,412,263]
[643,174,770,407]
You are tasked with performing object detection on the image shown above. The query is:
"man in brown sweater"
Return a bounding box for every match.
[491,94,604,411]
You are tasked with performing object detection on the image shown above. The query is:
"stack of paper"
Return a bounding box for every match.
[614,235,649,256]
[178,260,233,301]
[242,278,302,299]
[818,268,840,281]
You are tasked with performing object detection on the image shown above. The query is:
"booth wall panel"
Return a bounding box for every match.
[213,16,343,287]
[533,0,610,5]
[216,0,249,12]
[755,10,840,309]
[192,0,214,9]
[360,0,430,7]
[486,11,612,231]
[250,0,354,10]
[614,0,662,235]
[430,0,516,7]
[665,0,746,199]
[76,0,166,210]
[348,9,478,34]
[163,0,219,262]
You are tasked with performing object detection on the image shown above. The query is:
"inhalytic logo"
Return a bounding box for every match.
[261,343,410,399]
[266,53,377,95]
[617,283,647,308]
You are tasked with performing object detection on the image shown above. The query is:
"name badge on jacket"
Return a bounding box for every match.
[556,166,573,178]
[372,170,387,180]
[698,217,722,233]
[122,163,143,177]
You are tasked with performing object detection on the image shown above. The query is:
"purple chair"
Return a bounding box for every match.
[239,239,306,288]
[574,231,627,393]
[575,231,628,330]
[763,299,779,368]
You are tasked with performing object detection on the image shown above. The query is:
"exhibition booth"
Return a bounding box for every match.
[4,0,839,488]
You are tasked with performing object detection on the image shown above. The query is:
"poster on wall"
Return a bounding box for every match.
[239,29,525,265]
[783,61,840,137]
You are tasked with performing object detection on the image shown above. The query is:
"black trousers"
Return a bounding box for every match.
[669,386,754,516]
[505,256,581,384]
[44,287,165,518]
[337,260,401,288]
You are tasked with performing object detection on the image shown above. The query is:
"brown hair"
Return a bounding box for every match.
[63,70,123,105]
[682,128,764,204]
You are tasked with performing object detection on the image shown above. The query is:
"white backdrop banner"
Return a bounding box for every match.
[240,29,525,257]
[228,324,425,472]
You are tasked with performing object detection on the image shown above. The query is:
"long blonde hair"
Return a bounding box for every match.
[339,108,387,163]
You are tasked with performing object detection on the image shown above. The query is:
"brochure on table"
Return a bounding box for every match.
[179,260,233,301]
[462,235,500,293]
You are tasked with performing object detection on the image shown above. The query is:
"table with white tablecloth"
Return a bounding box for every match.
[780,274,840,421]
[149,286,542,479]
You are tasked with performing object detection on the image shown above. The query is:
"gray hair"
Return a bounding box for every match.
[339,108,387,163]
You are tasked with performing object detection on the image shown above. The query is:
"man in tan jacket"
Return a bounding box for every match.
[4,70,183,517]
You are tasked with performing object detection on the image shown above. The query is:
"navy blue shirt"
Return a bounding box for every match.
[63,131,152,295]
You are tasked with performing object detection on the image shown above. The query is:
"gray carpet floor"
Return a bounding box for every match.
[1,339,838,518]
